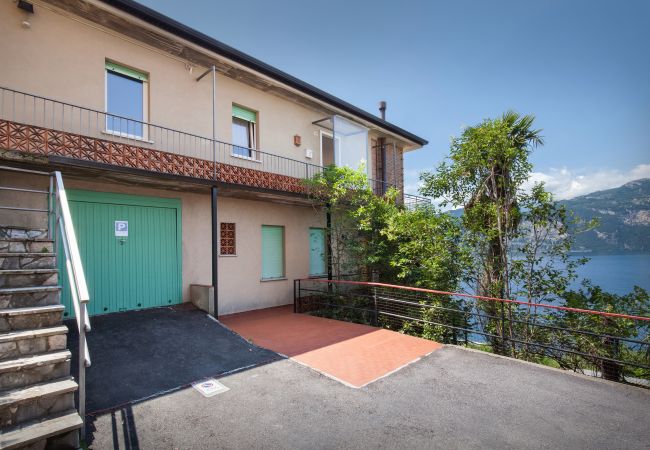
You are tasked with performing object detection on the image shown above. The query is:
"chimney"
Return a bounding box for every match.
[379,101,386,120]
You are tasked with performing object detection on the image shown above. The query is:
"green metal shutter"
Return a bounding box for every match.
[105,61,148,81]
[309,228,326,276]
[58,191,182,317]
[232,105,257,123]
[261,225,284,279]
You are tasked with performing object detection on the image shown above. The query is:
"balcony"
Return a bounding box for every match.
[0,87,429,207]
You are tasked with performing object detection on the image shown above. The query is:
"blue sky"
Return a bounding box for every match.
[140,0,649,199]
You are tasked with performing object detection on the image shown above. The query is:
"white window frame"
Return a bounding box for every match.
[104,62,149,141]
[231,110,258,161]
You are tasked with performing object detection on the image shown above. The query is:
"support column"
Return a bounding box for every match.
[211,186,219,317]
[326,206,333,281]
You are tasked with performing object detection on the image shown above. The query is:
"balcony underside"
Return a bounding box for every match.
[0,119,316,204]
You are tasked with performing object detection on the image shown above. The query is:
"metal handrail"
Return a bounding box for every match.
[52,170,90,440]
[0,166,90,439]
[0,86,432,206]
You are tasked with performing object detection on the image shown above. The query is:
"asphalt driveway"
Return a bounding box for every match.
[86,345,650,449]
[66,305,280,413]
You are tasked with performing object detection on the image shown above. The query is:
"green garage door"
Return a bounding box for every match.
[59,190,182,318]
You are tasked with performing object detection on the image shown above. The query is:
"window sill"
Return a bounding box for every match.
[260,277,287,282]
[230,153,261,163]
[308,274,327,279]
[102,130,154,144]
[219,254,237,257]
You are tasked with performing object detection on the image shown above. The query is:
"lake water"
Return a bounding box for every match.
[570,254,650,295]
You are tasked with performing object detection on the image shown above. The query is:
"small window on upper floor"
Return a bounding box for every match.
[232,104,257,159]
[105,61,148,139]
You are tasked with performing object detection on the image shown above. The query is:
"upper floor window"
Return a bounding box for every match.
[105,61,148,139]
[232,104,257,158]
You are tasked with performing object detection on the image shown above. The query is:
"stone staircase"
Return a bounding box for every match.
[0,227,82,449]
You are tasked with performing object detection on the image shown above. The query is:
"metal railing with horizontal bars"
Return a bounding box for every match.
[0,165,91,439]
[0,86,431,206]
[294,278,650,387]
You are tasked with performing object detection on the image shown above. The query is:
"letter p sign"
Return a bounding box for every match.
[115,220,128,237]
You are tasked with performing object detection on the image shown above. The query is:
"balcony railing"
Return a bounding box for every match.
[0,86,430,205]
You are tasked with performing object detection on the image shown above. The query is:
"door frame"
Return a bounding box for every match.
[319,130,340,168]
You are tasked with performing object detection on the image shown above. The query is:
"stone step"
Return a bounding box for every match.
[0,411,81,449]
[0,286,61,309]
[0,228,48,241]
[0,269,58,289]
[0,305,64,332]
[0,252,56,270]
[0,378,77,428]
[0,326,68,361]
[0,350,71,391]
[0,239,54,254]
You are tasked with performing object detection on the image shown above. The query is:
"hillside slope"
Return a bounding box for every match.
[561,178,650,254]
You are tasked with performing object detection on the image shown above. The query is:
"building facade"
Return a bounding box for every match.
[0,0,428,317]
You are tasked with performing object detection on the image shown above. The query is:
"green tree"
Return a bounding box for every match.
[551,285,649,381]
[304,165,469,343]
[420,111,545,352]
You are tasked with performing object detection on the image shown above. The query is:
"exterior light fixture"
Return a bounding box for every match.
[293,135,301,147]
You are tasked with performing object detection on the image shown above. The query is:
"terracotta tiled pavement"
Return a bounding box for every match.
[220,305,442,387]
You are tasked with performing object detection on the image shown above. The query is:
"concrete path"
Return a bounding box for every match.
[221,305,442,387]
[87,345,650,449]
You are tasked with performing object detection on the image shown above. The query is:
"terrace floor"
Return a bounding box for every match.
[220,305,442,387]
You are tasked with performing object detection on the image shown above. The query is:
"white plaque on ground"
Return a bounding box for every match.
[192,378,229,397]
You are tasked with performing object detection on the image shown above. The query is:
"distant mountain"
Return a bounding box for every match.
[561,178,650,255]
[444,179,650,254]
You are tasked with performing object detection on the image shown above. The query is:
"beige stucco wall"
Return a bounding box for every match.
[217,196,325,314]
[0,172,325,314]
[0,1,328,168]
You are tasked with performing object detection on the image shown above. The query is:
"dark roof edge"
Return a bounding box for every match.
[99,0,428,147]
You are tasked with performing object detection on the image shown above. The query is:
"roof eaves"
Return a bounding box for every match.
[98,0,429,147]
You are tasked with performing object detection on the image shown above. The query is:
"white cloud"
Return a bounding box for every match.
[403,164,650,203]
[525,164,650,200]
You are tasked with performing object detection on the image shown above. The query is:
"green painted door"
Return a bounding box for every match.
[58,190,182,317]
[309,228,326,277]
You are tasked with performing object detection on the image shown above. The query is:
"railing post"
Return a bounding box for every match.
[78,303,87,442]
[372,286,378,327]
[47,174,54,240]
[499,301,506,355]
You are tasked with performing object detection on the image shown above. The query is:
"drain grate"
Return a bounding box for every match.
[192,378,229,397]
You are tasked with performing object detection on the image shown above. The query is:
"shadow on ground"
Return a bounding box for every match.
[66,304,281,416]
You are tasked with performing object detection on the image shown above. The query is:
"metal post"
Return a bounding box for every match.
[373,286,378,327]
[326,207,332,281]
[499,301,506,355]
[78,304,87,441]
[211,66,216,180]
[294,279,300,314]
[196,66,217,180]
[210,186,219,318]
[47,175,54,239]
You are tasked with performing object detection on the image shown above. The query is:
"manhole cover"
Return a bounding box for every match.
[192,378,229,397]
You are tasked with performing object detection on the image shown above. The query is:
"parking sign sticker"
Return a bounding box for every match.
[115,220,128,237]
